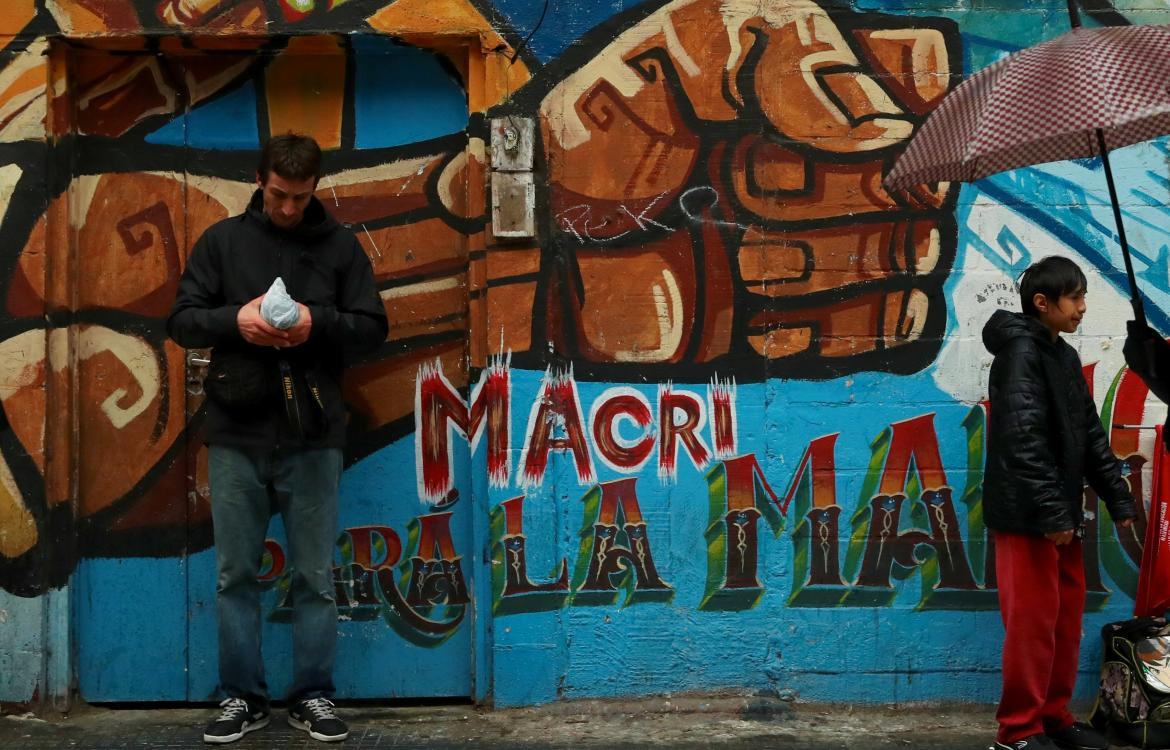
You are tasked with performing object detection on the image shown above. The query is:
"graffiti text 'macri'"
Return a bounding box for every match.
[416,357,738,501]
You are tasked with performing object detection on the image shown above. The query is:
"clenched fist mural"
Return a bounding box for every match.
[521,0,957,376]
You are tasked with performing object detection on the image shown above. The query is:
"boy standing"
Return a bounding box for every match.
[983,256,1136,750]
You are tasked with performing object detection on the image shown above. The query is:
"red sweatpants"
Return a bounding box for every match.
[994,530,1085,743]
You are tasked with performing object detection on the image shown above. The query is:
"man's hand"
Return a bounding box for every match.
[1045,529,1075,546]
[237,295,290,347]
[285,303,312,347]
[1117,518,1135,530]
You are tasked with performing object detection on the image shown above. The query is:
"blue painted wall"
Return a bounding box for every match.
[3,0,1170,711]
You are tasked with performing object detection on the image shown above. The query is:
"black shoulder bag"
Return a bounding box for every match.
[204,351,274,413]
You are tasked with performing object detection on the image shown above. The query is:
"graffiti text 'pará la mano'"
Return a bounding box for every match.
[418,358,1148,618]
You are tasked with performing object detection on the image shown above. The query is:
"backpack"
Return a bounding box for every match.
[1091,616,1170,748]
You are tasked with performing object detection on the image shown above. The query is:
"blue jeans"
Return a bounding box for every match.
[208,445,342,707]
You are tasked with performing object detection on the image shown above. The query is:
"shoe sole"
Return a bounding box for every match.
[287,714,349,742]
[203,715,269,744]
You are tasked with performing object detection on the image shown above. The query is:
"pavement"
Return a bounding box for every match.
[0,693,1110,750]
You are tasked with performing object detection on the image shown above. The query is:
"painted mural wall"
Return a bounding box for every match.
[2,0,1170,708]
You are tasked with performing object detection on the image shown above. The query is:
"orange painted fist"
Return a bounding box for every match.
[525,0,958,377]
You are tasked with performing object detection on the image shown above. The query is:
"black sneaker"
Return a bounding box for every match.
[1047,722,1110,750]
[995,735,1056,750]
[203,697,269,744]
[288,697,349,742]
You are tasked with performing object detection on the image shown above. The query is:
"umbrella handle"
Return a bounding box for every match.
[1134,299,1149,330]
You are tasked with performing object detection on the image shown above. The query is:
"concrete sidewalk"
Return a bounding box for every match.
[0,693,1069,750]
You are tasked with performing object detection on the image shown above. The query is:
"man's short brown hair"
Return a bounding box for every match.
[257,133,322,184]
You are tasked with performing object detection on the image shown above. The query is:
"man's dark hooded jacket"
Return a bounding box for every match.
[167,190,389,450]
[982,309,1135,535]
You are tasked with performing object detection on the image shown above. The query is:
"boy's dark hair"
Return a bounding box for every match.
[1019,255,1087,317]
[257,133,322,184]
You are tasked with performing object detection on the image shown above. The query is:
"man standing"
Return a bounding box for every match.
[168,134,388,744]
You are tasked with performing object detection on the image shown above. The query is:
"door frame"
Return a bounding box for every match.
[46,24,508,704]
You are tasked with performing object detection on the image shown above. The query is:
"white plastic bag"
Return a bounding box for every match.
[259,277,300,329]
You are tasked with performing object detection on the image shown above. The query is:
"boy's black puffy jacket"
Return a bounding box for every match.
[166,190,389,450]
[982,310,1135,535]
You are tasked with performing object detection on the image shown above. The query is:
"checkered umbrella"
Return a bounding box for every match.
[884,20,1170,324]
[885,24,1170,188]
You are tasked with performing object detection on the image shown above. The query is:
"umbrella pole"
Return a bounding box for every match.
[1067,1,1147,325]
[1094,129,1148,327]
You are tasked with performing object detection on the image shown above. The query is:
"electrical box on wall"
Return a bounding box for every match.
[489,116,535,238]
[491,171,535,238]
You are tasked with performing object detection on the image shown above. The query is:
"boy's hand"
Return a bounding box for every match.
[1045,529,1075,545]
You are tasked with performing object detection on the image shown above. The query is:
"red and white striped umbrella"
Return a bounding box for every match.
[885,21,1170,325]
[885,23,1170,190]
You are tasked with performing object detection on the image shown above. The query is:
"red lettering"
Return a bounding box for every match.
[700,454,787,608]
[257,539,286,582]
[416,357,510,502]
[340,525,402,571]
[709,376,737,459]
[493,495,570,599]
[659,385,710,480]
[591,387,654,471]
[404,512,468,607]
[520,368,594,487]
[783,434,846,591]
[878,414,947,495]
[573,479,671,601]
